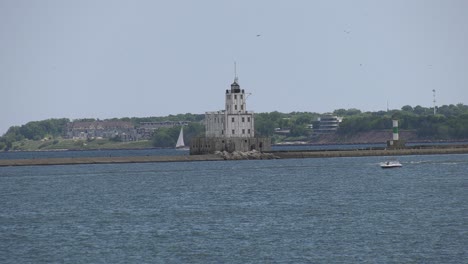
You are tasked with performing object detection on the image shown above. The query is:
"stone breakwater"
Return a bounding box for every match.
[269,145,468,159]
[1,145,467,167]
[214,150,279,160]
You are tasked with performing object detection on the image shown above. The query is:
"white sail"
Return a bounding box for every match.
[175,127,185,148]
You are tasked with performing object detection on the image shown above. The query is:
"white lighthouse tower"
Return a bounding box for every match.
[223,76,254,138]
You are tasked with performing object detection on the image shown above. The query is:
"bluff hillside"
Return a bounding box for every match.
[311,130,419,144]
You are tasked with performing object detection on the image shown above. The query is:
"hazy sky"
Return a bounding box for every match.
[1,0,467,135]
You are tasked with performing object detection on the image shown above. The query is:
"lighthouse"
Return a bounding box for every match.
[190,72,271,155]
[392,119,399,141]
[387,118,405,149]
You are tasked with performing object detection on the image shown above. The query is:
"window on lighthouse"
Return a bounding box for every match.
[235,105,237,110]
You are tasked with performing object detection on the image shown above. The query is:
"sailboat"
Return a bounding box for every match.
[175,126,187,149]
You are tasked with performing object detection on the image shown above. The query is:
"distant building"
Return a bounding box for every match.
[137,121,189,140]
[190,76,271,154]
[65,120,137,141]
[274,128,291,135]
[314,115,342,134]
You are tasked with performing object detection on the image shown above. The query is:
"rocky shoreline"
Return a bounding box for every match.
[214,150,279,160]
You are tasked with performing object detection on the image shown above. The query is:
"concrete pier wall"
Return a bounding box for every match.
[269,146,468,159]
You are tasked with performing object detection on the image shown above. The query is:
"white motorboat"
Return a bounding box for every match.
[380,160,402,169]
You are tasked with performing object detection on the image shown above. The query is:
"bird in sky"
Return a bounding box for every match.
[256,34,261,37]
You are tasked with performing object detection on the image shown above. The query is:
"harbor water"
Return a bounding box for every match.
[1,153,467,263]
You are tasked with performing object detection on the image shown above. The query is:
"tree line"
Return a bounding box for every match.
[0,118,70,150]
[1,104,467,150]
[336,104,468,140]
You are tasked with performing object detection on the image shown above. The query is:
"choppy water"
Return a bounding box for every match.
[1,154,467,263]
[0,148,189,160]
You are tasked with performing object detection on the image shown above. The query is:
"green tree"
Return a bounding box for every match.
[255,113,277,136]
[413,105,430,115]
[334,108,362,116]
[401,105,413,112]
[289,123,308,137]
[184,123,205,144]
[152,129,174,147]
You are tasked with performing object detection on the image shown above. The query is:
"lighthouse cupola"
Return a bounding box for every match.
[230,77,241,93]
